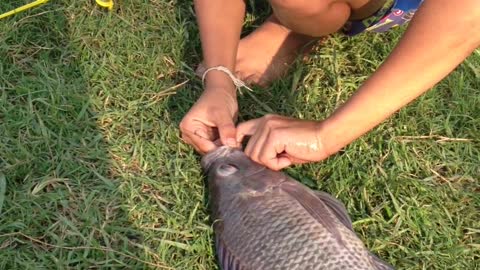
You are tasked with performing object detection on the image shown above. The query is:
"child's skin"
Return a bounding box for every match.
[180,0,480,170]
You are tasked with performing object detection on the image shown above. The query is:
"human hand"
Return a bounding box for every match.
[180,87,239,154]
[236,114,329,170]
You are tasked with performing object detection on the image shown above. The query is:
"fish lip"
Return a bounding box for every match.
[201,146,236,172]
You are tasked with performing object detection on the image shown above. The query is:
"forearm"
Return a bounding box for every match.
[319,0,480,156]
[194,0,246,92]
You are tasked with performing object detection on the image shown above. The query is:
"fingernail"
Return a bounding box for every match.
[226,138,237,147]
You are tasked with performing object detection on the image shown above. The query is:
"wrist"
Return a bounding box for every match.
[204,85,238,100]
[314,120,338,160]
[203,69,237,92]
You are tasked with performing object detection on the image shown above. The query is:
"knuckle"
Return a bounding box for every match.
[259,153,268,163]
[218,122,234,129]
[263,114,284,127]
[260,157,271,167]
[269,129,282,141]
[264,119,276,128]
[250,151,259,162]
[244,146,252,156]
[264,114,276,121]
[264,159,277,170]
[179,120,187,130]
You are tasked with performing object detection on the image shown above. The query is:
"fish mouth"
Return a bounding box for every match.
[201,146,237,172]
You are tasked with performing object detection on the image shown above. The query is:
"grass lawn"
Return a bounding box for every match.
[0,1,479,269]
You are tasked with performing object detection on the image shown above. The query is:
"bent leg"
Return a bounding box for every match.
[197,0,354,87]
[269,0,351,37]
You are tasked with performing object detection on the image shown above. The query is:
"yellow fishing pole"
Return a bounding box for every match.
[0,0,49,20]
[95,0,114,10]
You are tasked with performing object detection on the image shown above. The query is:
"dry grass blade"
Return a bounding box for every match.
[395,135,474,143]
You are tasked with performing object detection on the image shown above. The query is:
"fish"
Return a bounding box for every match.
[201,146,394,270]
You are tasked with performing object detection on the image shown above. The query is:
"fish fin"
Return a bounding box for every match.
[370,252,395,270]
[280,181,344,244]
[314,191,353,231]
[314,191,395,270]
[216,235,248,270]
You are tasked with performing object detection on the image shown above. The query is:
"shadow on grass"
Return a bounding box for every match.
[0,4,159,269]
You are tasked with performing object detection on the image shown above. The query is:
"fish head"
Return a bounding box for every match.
[201,146,284,199]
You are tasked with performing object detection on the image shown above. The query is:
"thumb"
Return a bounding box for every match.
[215,114,238,148]
[278,152,309,165]
[269,156,292,171]
[236,118,261,144]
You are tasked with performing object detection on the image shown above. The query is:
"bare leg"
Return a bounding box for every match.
[231,15,317,87]
[197,0,352,87]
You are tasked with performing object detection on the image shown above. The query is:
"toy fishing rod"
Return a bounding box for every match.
[0,0,49,20]
[95,0,114,10]
[0,0,113,20]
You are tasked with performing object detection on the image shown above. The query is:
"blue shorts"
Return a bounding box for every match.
[342,0,424,36]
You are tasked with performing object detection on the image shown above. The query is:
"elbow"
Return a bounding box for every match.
[445,0,480,47]
[470,14,480,47]
[421,0,480,49]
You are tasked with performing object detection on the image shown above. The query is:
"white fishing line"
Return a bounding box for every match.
[201,65,253,94]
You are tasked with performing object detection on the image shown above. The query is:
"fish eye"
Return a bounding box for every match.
[216,163,238,176]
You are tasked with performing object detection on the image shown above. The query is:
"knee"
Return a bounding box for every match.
[269,0,351,37]
[269,0,332,17]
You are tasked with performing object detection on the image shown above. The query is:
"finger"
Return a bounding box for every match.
[277,152,309,164]
[258,131,286,166]
[181,133,206,155]
[216,114,238,148]
[244,124,263,159]
[241,118,264,157]
[181,127,217,154]
[258,130,294,170]
[236,118,262,144]
[182,136,205,156]
[267,156,292,171]
[189,131,217,154]
[248,123,271,164]
[180,120,217,142]
[287,156,309,164]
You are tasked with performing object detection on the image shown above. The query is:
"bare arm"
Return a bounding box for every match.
[180,1,246,153]
[318,0,480,156]
[194,0,246,91]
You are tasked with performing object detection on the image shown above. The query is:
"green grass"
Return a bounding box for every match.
[0,1,479,269]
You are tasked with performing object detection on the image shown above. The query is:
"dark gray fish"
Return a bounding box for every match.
[201,146,394,270]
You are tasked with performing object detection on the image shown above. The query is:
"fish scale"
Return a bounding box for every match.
[202,146,394,270]
[219,190,370,269]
